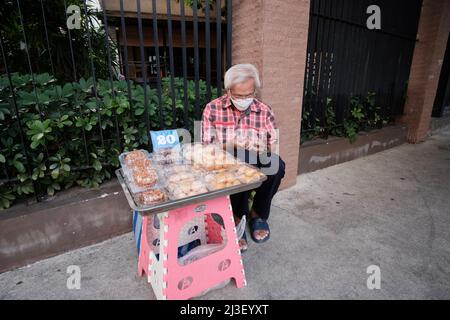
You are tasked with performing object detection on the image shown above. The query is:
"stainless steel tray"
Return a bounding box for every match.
[116,168,267,216]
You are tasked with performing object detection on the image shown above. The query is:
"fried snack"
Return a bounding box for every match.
[235,165,264,183]
[131,158,153,171]
[166,171,197,184]
[167,180,208,199]
[137,189,167,205]
[132,168,158,188]
[204,171,241,190]
[184,144,236,171]
[164,164,203,176]
[125,150,147,166]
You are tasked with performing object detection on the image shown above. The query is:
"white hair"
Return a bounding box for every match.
[224,63,261,90]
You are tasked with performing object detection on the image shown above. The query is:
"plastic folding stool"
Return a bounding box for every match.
[137,195,246,300]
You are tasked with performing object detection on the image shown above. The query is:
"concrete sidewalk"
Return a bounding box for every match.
[1,127,449,300]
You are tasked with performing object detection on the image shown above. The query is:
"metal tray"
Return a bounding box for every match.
[116,168,267,216]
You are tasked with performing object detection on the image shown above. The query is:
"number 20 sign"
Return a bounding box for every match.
[150,129,180,152]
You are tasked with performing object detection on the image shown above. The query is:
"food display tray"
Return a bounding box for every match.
[115,168,267,216]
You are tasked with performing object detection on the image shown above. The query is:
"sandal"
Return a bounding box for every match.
[249,218,271,243]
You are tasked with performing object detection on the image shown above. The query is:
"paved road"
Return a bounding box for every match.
[1,127,449,299]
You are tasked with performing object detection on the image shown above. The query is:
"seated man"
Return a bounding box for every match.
[201,63,286,252]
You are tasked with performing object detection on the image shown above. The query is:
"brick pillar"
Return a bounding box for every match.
[232,0,310,189]
[398,0,450,143]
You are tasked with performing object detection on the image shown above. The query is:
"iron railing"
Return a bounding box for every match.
[302,0,422,137]
[0,0,232,205]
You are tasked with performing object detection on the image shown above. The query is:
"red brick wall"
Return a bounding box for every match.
[232,0,310,188]
[399,0,450,143]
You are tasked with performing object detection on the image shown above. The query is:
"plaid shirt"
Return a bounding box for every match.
[201,94,278,151]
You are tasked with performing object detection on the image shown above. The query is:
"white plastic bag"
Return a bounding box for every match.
[178,243,224,266]
[178,215,247,267]
[235,215,246,240]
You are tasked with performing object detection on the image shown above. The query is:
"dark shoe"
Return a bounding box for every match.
[249,218,271,243]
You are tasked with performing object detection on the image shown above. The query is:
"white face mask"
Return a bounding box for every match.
[230,97,253,111]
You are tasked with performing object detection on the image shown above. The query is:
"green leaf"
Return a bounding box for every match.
[18,173,29,182]
[93,160,102,171]
[51,168,60,179]
[134,108,145,116]
[14,161,26,173]
[86,101,97,110]
[0,154,5,163]
[31,140,41,149]
[33,133,44,141]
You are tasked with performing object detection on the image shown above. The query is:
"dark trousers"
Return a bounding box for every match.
[229,149,286,220]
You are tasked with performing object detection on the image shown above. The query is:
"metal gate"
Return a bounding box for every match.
[302,0,422,141]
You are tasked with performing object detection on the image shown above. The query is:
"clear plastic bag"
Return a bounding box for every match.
[178,243,224,266]
[235,215,246,240]
[177,215,246,266]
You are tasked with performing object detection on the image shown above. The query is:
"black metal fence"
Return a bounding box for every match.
[0,0,231,207]
[432,32,450,118]
[302,0,422,140]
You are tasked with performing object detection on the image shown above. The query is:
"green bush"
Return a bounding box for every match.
[301,92,389,144]
[0,73,218,209]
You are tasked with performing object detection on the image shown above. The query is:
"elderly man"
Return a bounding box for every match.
[201,63,286,252]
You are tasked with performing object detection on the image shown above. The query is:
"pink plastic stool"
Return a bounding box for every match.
[137,195,246,300]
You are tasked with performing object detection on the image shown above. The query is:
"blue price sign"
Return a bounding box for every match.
[150,129,180,152]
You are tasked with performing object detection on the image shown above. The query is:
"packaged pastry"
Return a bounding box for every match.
[125,150,147,165]
[136,188,167,205]
[166,171,198,184]
[234,164,264,184]
[184,143,236,171]
[119,149,151,170]
[163,164,203,177]
[152,147,183,165]
[204,171,242,190]
[167,179,208,199]
[132,168,158,188]
[130,158,153,170]
[182,143,204,163]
